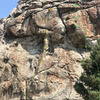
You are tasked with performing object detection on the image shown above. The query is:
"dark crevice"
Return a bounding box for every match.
[28,58,33,71]
[3,58,9,64]
[58,7,79,15]
[14,12,22,18]
[70,24,76,33]
[56,7,66,32]
[11,65,18,76]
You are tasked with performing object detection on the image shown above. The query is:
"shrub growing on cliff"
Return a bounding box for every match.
[74,38,100,100]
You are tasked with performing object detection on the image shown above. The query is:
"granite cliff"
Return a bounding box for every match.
[0,0,100,100]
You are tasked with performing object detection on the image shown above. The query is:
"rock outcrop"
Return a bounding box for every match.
[0,0,100,100]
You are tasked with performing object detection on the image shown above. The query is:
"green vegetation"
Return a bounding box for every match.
[74,38,100,100]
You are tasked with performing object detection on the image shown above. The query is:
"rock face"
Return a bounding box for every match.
[0,0,100,100]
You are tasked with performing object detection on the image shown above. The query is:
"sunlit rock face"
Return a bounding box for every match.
[5,2,66,42]
[0,0,100,100]
[5,0,100,47]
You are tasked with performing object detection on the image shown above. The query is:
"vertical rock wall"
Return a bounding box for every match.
[0,0,100,100]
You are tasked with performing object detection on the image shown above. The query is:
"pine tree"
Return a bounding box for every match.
[74,38,100,100]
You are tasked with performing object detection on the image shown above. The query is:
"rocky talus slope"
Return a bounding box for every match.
[0,0,100,100]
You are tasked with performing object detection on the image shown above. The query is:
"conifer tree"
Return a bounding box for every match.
[74,38,100,100]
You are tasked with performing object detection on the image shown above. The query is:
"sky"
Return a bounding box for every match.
[0,0,19,19]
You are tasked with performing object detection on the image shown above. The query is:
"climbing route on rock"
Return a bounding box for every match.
[0,0,100,100]
[26,8,51,100]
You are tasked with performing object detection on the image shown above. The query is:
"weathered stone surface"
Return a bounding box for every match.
[88,6,97,24]
[62,9,94,47]
[0,0,100,100]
